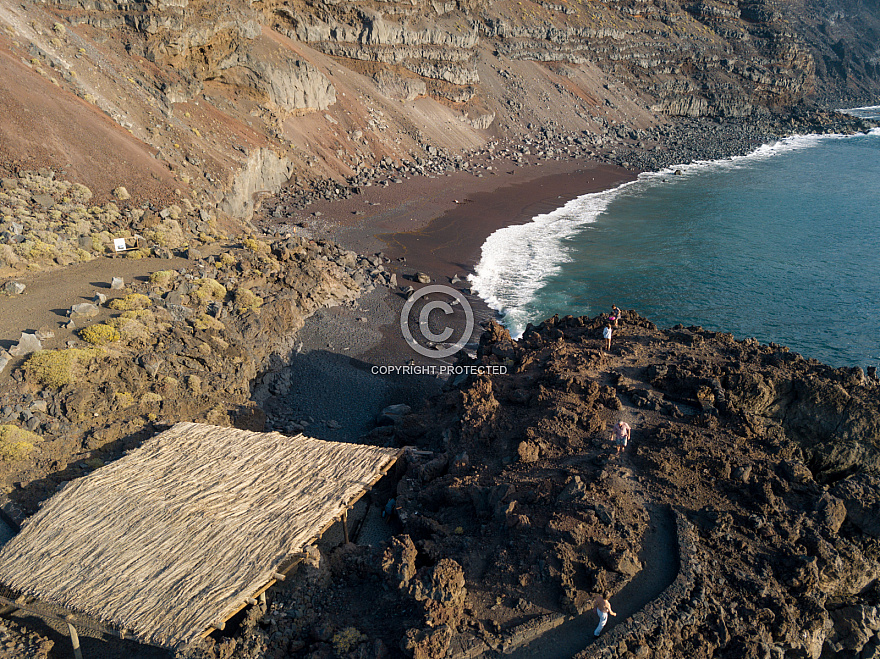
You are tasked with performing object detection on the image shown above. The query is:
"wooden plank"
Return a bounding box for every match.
[199,555,308,640]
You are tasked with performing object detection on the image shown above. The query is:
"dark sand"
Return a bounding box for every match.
[256,159,637,440]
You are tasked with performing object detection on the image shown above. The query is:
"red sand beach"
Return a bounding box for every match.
[255,158,636,378]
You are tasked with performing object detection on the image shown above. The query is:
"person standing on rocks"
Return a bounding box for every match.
[593,593,617,637]
[612,420,631,455]
[610,305,621,327]
[603,323,612,351]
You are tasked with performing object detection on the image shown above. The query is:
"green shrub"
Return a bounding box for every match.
[149,270,175,288]
[190,314,225,331]
[242,237,268,253]
[114,392,135,408]
[108,293,152,311]
[110,317,149,342]
[140,392,163,406]
[191,278,227,304]
[332,628,367,655]
[119,309,155,322]
[15,239,58,262]
[79,324,120,345]
[0,425,38,461]
[22,348,100,388]
[234,288,263,312]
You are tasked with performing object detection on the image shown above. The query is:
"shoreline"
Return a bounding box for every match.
[250,159,637,440]
[258,159,636,371]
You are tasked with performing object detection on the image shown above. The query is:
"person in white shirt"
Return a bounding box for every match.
[602,324,612,350]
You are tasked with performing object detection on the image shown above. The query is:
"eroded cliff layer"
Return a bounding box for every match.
[1,0,876,226]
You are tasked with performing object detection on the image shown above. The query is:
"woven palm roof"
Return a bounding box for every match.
[0,422,400,648]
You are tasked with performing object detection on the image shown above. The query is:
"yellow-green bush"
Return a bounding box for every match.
[234,288,263,313]
[332,628,367,655]
[22,348,100,389]
[190,314,225,332]
[191,278,226,304]
[109,317,149,342]
[242,237,268,253]
[140,392,163,406]
[114,392,135,408]
[79,323,120,345]
[218,253,236,267]
[108,293,152,311]
[0,425,39,461]
[149,270,175,288]
[15,239,58,262]
[144,219,185,248]
[119,309,155,322]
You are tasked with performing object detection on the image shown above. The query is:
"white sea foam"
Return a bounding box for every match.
[469,183,636,337]
[840,104,880,120]
[469,132,865,337]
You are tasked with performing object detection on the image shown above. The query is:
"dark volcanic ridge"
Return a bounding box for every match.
[177,312,880,659]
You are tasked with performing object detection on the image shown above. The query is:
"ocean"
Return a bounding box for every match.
[470,109,880,369]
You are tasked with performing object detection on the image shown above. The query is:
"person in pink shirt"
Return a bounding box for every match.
[612,420,630,455]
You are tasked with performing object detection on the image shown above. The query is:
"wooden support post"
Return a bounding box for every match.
[66,622,83,659]
[342,509,349,544]
[258,593,266,606]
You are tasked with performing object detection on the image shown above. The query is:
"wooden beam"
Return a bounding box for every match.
[199,554,309,641]
[66,622,83,659]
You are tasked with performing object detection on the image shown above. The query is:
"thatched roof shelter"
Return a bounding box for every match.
[0,422,401,648]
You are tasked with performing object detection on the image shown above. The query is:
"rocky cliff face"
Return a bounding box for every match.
[0,0,875,224]
[258,313,879,659]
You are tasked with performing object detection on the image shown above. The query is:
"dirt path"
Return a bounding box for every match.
[2,256,193,344]
[505,406,679,658]
[504,505,677,658]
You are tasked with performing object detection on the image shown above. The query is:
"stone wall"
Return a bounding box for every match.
[579,508,697,658]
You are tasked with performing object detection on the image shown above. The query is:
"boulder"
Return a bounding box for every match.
[377,403,411,425]
[415,272,431,284]
[9,332,42,357]
[185,246,203,260]
[35,326,55,341]
[4,281,25,295]
[381,535,417,588]
[831,474,880,538]
[140,354,164,378]
[110,277,125,290]
[70,303,100,318]
[32,193,55,208]
[557,475,589,502]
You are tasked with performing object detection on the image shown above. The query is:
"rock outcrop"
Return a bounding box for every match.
[233,312,880,658]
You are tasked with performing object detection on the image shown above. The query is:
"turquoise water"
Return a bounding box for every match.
[471,121,880,368]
